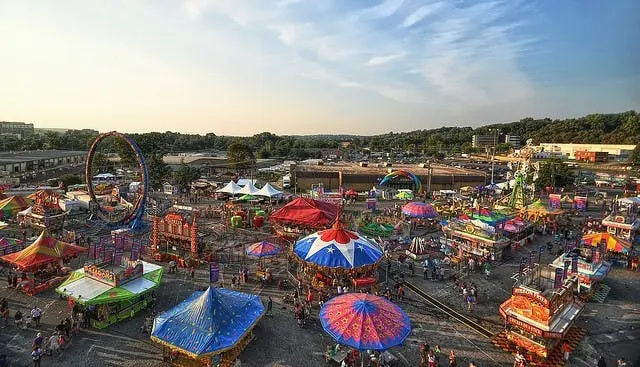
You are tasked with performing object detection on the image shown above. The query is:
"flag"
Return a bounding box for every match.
[209,262,219,283]
[88,243,96,260]
[563,260,571,280]
[571,252,579,273]
[529,251,535,268]
[554,268,564,288]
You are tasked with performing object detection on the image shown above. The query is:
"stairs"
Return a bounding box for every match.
[590,284,611,303]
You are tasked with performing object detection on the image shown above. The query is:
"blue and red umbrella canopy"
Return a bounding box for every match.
[319,293,411,351]
[246,241,281,258]
[401,201,438,218]
[293,222,383,269]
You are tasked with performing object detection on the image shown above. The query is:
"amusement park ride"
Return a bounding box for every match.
[85,131,149,231]
[508,139,538,209]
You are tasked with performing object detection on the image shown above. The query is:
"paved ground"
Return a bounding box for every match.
[1,205,639,366]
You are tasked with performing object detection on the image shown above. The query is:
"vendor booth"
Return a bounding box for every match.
[151,286,264,367]
[56,260,163,329]
[150,211,200,266]
[1,231,85,295]
[551,248,611,294]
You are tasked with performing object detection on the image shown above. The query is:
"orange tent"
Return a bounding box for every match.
[0,231,86,271]
[582,232,631,254]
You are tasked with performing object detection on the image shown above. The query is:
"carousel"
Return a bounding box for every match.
[0,231,86,295]
[151,286,264,367]
[289,220,384,297]
[270,197,339,240]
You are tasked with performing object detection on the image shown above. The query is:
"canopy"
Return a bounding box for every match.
[270,197,339,227]
[344,189,358,197]
[293,222,383,269]
[254,183,283,198]
[0,237,23,255]
[582,232,631,254]
[17,206,32,216]
[402,202,438,219]
[0,221,7,230]
[56,261,163,305]
[319,293,411,351]
[359,223,394,238]
[237,181,259,195]
[395,191,413,200]
[0,196,28,220]
[151,287,264,357]
[238,194,257,201]
[1,231,86,271]
[217,181,242,195]
[246,241,281,258]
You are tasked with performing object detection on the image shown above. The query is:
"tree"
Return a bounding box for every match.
[173,165,201,195]
[91,152,111,173]
[146,154,171,191]
[227,143,255,169]
[630,145,640,167]
[59,174,83,189]
[534,159,574,189]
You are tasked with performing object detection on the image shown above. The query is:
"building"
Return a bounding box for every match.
[574,151,609,163]
[0,150,86,176]
[294,163,486,192]
[538,143,636,161]
[472,135,499,148]
[0,121,34,138]
[162,154,278,176]
[504,135,522,148]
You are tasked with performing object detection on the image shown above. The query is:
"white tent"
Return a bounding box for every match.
[216,181,242,195]
[237,181,259,195]
[255,183,283,198]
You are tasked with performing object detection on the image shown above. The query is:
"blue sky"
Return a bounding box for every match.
[0,0,638,135]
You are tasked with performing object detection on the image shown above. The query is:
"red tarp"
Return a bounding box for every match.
[1,231,86,271]
[270,197,339,227]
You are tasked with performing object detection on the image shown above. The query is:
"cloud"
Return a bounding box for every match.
[401,2,445,28]
[365,52,407,66]
[186,0,538,107]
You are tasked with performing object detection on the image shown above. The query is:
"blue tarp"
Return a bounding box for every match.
[151,287,264,356]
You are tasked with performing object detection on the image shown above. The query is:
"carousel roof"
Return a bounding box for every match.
[293,222,383,269]
[401,201,438,218]
[151,287,264,357]
[270,197,339,226]
[0,231,85,271]
[0,196,28,220]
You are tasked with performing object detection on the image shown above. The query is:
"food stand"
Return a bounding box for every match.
[56,260,163,328]
[551,247,611,294]
[441,215,512,262]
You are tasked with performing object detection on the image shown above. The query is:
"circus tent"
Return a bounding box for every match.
[270,197,339,227]
[0,231,86,271]
[151,286,264,358]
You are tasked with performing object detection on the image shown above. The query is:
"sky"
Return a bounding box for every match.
[0,0,638,136]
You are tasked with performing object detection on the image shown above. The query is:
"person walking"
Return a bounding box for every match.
[466,293,473,312]
[31,306,42,328]
[562,341,571,361]
[434,345,441,366]
[448,350,457,367]
[266,296,273,316]
[617,357,627,366]
[397,285,405,301]
[14,309,24,329]
[598,356,607,367]
[31,346,42,367]
[468,362,477,367]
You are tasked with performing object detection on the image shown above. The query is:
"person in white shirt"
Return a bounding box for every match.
[31,306,42,328]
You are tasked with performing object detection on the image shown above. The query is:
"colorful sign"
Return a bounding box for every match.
[529,251,536,268]
[571,252,579,273]
[594,248,601,265]
[549,194,561,209]
[554,267,564,289]
[209,262,219,283]
[563,260,571,280]
[508,315,543,337]
[512,287,550,307]
[574,196,587,211]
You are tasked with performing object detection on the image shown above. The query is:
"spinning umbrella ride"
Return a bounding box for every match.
[245,241,281,258]
[401,201,438,219]
[319,293,411,350]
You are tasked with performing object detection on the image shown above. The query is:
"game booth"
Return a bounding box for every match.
[551,245,611,295]
[0,231,86,295]
[497,270,584,363]
[150,211,201,267]
[441,213,512,263]
[270,197,340,240]
[289,220,384,299]
[151,286,264,367]
[56,259,163,329]
[600,213,639,245]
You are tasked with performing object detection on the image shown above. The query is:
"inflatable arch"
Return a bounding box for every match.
[379,170,423,193]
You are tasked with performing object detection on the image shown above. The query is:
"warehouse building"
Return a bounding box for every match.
[0,150,86,175]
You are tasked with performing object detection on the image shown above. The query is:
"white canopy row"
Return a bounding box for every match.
[216,181,283,197]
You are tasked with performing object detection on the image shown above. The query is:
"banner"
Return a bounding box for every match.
[549,194,561,209]
[88,244,96,260]
[539,246,545,255]
[519,257,527,276]
[131,248,139,261]
[574,196,587,211]
[554,268,564,288]
[97,245,105,262]
[114,248,124,266]
[563,260,571,280]
[529,251,535,268]
[104,248,114,264]
[209,262,219,283]
[594,248,601,265]
[571,252,579,273]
